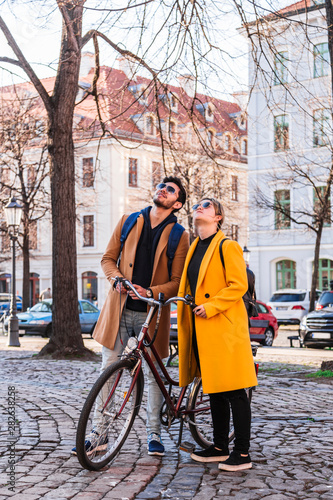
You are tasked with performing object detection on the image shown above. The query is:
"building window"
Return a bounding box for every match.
[27,166,36,191]
[128,158,138,187]
[313,109,330,147]
[314,42,329,78]
[276,260,296,289]
[83,215,94,247]
[169,121,176,140]
[0,223,10,253]
[29,272,39,307]
[146,116,154,136]
[241,139,248,156]
[231,224,238,241]
[152,161,162,188]
[225,134,232,151]
[231,175,238,201]
[207,130,214,148]
[274,114,289,151]
[0,273,11,293]
[82,271,98,302]
[82,157,94,188]
[206,104,214,122]
[317,259,333,290]
[274,189,291,229]
[313,186,331,227]
[29,220,37,250]
[170,93,178,112]
[274,51,288,85]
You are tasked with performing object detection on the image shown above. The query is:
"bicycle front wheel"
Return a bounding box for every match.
[186,378,253,449]
[76,357,144,470]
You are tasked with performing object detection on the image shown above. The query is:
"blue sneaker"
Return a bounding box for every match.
[147,433,165,456]
[71,430,108,456]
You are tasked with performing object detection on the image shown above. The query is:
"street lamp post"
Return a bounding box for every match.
[243,245,251,267]
[4,197,23,347]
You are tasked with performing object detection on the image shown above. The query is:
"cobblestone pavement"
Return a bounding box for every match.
[0,334,333,500]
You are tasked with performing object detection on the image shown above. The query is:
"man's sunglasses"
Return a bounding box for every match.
[156,183,176,194]
[192,201,213,211]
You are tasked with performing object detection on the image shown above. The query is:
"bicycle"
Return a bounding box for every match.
[76,277,259,470]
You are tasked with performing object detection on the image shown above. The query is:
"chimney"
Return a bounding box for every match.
[232,91,248,111]
[80,52,95,77]
[118,56,138,81]
[177,74,195,98]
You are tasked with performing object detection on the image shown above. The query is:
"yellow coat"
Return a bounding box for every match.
[177,231,258,394]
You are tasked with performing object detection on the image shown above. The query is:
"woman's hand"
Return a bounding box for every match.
[193,305,207,318]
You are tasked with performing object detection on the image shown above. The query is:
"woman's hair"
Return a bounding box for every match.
[198,197,225,229]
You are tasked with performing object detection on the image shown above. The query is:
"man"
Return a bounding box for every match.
[72,176,188,456]
[39,287,52,300]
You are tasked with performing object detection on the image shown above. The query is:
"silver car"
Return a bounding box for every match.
[267,289,321,326]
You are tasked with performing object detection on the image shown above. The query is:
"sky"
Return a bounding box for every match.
[0,0,295,99]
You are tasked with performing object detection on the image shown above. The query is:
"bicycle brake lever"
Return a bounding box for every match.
[185,294,198,309]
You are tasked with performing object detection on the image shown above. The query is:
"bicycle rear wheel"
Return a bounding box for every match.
[76,357,144,470]
[186,378,253,449]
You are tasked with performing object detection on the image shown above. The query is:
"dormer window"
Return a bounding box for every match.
[146,115,155,136]
[241,139,248,156]
[225,133,232,152]
[207,129,215,148]
[205,104,214,122]
[169,93,178,112]
[169,121,177,140]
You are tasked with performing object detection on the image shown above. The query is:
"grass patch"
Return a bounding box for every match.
[305,370,333,378]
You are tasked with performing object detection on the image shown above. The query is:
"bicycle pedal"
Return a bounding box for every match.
[179,441,195,453]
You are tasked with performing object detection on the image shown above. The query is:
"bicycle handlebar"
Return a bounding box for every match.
[111,276,197,308]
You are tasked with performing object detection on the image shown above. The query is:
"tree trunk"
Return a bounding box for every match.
[39,2,93,358]
[309,226,323,312]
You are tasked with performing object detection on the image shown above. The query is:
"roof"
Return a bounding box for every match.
[0,63,248,160]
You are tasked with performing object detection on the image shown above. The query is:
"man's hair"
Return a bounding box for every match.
[163,176,186,211]
[198,197,225,229]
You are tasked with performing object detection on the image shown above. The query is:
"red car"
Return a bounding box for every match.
[170,299,278,348]
[250,300,278,346]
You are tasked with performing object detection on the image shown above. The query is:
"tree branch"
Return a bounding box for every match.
[0,16,52,115]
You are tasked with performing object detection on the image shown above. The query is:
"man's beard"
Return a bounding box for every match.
[153,195,175,210]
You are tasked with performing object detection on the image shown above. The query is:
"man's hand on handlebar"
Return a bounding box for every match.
[128,284,148,300]
[114,282,128,295]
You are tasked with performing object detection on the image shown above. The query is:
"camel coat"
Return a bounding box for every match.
[177,231,258,394]
[93,213,189,359]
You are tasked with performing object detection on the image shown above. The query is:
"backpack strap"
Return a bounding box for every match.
[166,223,185,279]
[117,211,141,267]
[218,238,230,269]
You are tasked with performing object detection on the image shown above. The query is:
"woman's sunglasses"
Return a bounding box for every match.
[156,183,176,194]
[192,201,213,211]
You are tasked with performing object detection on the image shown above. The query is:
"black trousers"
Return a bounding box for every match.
[209,390,251,454]
[192,325,251,454]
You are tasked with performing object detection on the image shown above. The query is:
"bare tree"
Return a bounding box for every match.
[0,0,253,357]
[0,88,49,312]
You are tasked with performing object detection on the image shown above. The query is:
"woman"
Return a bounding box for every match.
[177,198,257,471]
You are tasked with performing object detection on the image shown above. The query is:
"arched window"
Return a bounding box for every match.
[30,273,40,306]
[0,273,11,293]
[276,260,296,289]
[241,139,248,156]
[82,271,98,302]
[316,259,333,290]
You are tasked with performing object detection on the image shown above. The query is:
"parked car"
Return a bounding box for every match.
[170,299,278,347]
[4,299,100,337]
[267,289,321,326]
[0,293,22,316]
[250,300,278,346]
[315,290,333,310]
[300,307,333,348]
